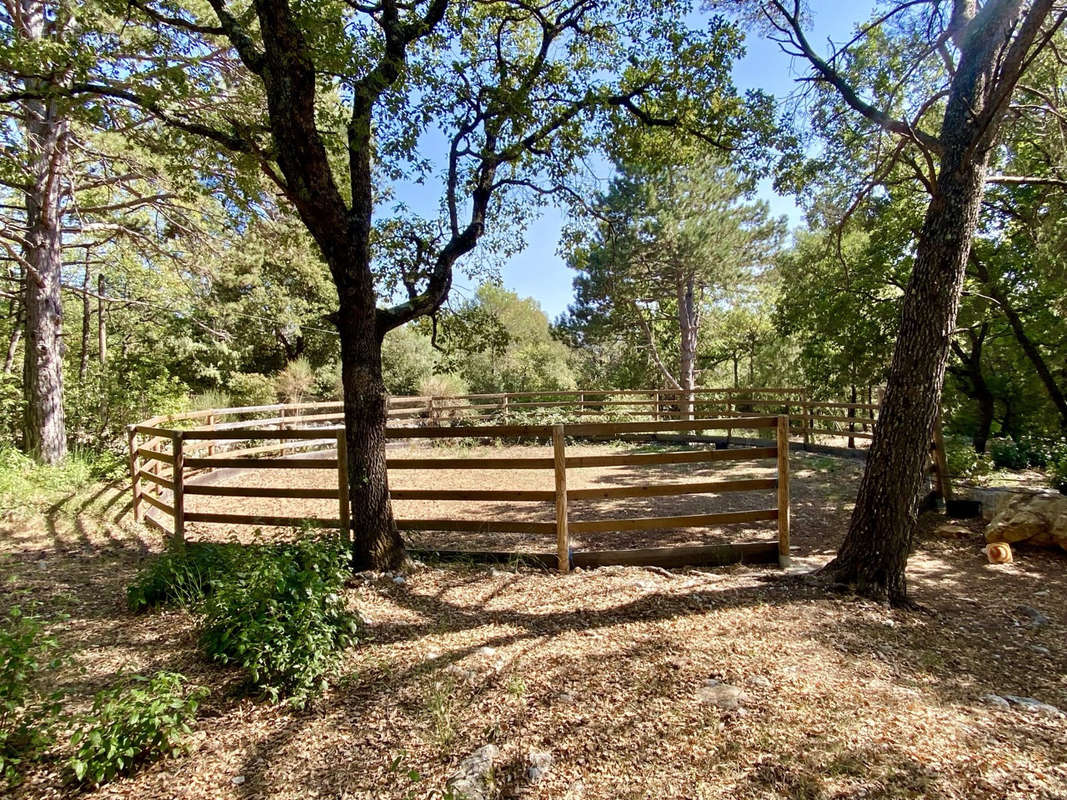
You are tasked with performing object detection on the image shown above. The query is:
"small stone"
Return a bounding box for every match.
[558,692,576,704]
[696,682,745,709]
[479,646,496,656]
[1002,695,1065,716]
[1030,645,1051,656]
[982,694,1010,708]
[1014,605,1050,628]
[231,776,246,786]
[526,750,553,784]
[749,676,773,689]
[392,574,406,585]
[448,744,499,800]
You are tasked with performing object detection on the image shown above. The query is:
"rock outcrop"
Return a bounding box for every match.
[984,492,1067,552]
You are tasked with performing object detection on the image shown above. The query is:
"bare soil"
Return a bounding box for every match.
[1,449,1065,800]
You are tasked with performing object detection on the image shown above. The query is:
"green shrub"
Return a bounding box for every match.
[0,607,65,787]
[69,672,206,787]
[1049,455,1067,495]
[989,438,1028,470]
[199,537,360,706]
[226,372,275,407]
[944,436,992,480]
[127,543,240,613]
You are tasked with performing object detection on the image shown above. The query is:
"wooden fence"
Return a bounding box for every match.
[129,414,792,571]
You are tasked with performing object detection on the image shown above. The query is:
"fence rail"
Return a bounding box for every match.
[129,408,795,571]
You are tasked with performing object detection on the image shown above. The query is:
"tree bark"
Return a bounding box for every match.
[97,272,106,365]
[676,274,698,419]
[336,301,405,570]
[21,80,69,464]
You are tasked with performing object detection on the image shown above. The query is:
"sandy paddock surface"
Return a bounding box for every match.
[2,450,1066,800]
[181,443,862,555]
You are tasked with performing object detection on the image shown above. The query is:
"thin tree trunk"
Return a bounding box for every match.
[4,297,23,374]
[676,274,698,419]
[97,272,106,365]
[975,265,1067,429]
[847,383,856,449]
[79,260,91,381]
[949,325,994,452]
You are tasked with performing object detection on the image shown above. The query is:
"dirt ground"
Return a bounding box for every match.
[181,443,862,554]
[2,449,1065,800]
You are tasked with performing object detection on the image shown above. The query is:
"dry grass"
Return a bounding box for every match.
[1,451,1065,799]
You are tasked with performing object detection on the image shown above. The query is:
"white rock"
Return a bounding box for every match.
[231,776,246,786]
[449,744,499,800]
[392,574,406,585]
[526,750,553,784]
[696,682,745,709]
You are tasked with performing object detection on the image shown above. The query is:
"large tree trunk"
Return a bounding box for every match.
[21,86,69,464]
[823,148,989,606]
[337,302,405,570]
[820,0,1046,607]
[676,274,698,419]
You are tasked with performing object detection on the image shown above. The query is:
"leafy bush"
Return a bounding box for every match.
[989,438,1029,470]
[313,361,343,400]
[226,372,275,407]
[0,607,65,787]
[1048,455,1067,495]
[66,360,188,453]
[0,373,20,448]
[127,543,240,613]
[382,326,437,395]
[199,537,360,706]
[69,672,206,787]
[944,436,992,480]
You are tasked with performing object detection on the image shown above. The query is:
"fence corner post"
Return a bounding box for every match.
[127,426,142,522]
[552,424,569,574]
[336,429,351,545]
[171,432,186,547]
[777,415,791,569]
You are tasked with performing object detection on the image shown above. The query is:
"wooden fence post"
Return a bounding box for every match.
[207,413,216,457]
[336,429,351,545]
[171,432,185,547]
[801,391,810,451]
[552,424,569,574]
[777,415,791,568]
[931,411,953,503]
[127,426,142,522]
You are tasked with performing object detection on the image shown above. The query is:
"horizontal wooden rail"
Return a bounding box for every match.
[567,477,776,501]
[395,519,556,534]
[566,446,777,469]
[140,492,174,516]
[387,456,554,470]
[386,423,553,439]
[564,417,778,436]
[390,488,555,501]
[183,485,340,499]
[138,471,173,490]
[568,508,778,534]
[137,447,174,464]
[183,512,342,527]
[184,456,337,469]
[572,541,778,569]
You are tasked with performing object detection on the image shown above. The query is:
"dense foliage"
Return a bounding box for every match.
[0,607,65,786]
[69,672,207,787]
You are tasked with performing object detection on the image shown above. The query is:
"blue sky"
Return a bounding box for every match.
[406,1,879,320]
